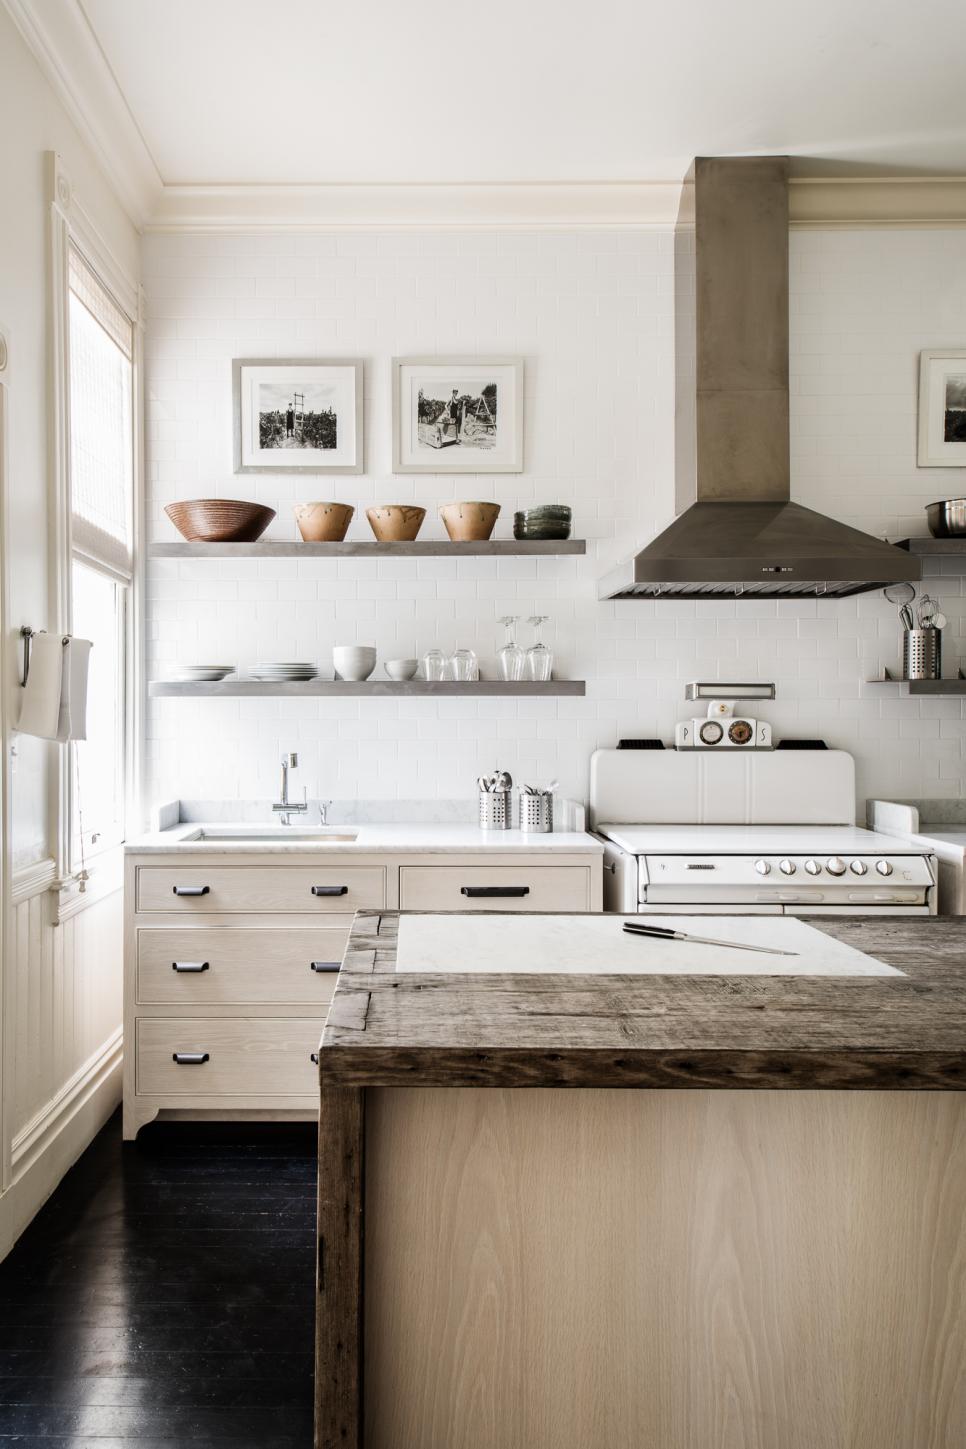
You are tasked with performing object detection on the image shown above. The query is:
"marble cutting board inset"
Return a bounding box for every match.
[395,914,903,977]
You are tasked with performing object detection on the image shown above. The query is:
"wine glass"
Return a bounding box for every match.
[525,616,553,681]
[497,617,525,682]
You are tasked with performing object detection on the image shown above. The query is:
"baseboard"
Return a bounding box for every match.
[0,1031,122,1263]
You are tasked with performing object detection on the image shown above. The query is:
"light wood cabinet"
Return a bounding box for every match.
[399,864,593,912]
[124,843,602,1139]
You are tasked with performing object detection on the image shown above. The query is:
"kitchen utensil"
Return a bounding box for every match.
[479,787,511,830]
[421,649,445,681]
[926,499,966,538]
[165,499,276,543]
[899,604,915,630]
[439,502,500,542]
[293,502,354,542]
[496,770,512,790]
[884,582,916,605]
[622,922,799,956]
[384,658,418,681]
[366,505,426,542]
[520,790,553,833]
[902,628,941,681]
[917,595,939,627]
[497,617,525,681]
[332,646,376,682]
[525,615,553,681]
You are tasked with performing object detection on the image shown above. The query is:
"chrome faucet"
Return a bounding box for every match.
[273,753,308,825]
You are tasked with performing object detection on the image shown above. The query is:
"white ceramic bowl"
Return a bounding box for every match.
[384,658,418,682]
[333,645,376,682]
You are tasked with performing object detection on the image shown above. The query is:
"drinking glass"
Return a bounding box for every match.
[421,649,445,682]
[497,617,525,682]
[449,648,479,681]
[526,616,553,682]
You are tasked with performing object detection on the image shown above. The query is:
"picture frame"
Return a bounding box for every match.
[392,357,523,473]
[917,349,966,467]
[233,358,363,474]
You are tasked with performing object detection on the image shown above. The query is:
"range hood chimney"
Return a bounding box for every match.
[599,157,920,600]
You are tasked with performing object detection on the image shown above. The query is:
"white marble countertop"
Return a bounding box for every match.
[126,822,603,855]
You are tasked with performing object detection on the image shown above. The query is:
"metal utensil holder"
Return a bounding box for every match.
[479,789,511,830]
[520,791,553,834]
[902,628,941,681]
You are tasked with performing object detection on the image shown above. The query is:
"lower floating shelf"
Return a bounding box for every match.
[149,679,586,698]
[866,670,966,696]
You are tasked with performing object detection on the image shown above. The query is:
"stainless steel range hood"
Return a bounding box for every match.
[599,157,920,600]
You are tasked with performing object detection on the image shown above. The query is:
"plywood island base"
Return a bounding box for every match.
[316,914,966,1449]
[329,1085,966,1449]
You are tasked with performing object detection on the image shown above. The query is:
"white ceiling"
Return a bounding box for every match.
[79,0,966,186]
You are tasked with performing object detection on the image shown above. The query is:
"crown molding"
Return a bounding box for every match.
[2,0,162,228]
[789,176,966,228]
[145,175,966,233]
[146,180,686,232]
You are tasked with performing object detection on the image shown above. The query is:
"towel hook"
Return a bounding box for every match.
[19,627,72,687]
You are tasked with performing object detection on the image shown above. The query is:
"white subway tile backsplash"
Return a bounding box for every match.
[142,226,966,810]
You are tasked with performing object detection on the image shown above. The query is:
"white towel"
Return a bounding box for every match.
[17,634,92,742]
[57,637,92,742]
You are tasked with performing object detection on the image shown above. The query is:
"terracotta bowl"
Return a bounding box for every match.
[294,502,355,543]
[439,501,501,542]
[165,499,276,543]
[366,505,426,543]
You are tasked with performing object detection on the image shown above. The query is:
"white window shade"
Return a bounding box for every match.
[68,247,134,580]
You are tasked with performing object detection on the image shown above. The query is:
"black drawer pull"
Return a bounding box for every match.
[311,961,340,973]
[310,1052,319,1065]
[461,885,530,898]
[172,885,210,897]
[172,1052,209,1065]
[172,961,209,973]
[311,885,348,897]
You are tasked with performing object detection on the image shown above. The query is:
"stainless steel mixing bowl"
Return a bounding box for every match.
[926,499,966,537]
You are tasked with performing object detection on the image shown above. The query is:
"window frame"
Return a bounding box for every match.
[47,153,143,918]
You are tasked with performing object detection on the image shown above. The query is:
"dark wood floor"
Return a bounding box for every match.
[0,1112,316,1447]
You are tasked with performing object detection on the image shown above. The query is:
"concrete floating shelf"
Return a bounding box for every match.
[896,538,966,555]
[149,539,586,558]
[149,679,586,698]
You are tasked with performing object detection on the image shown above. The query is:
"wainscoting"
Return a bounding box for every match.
[0,861,123,1261]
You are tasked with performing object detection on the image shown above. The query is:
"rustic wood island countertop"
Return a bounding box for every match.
[320,911,966,1090]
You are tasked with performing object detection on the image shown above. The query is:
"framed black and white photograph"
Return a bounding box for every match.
[918,349,966,467]
[233,359,363,473]
[392,357,523,473]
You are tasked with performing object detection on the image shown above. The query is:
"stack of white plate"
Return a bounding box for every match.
[249,662,317,682]
[174,665,235,682]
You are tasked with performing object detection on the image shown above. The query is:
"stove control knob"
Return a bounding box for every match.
[779,858,796,875]
[754,858,771,876]
[850,859,868,876]
[876,859,893,877]
[804,858,822,876]
[826,856,847,876]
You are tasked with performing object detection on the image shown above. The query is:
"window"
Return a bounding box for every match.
[67,245,134,861]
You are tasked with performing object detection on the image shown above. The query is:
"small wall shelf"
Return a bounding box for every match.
[866,668,966,695]
[897,538,966,557]
[149,539,586,559]
[148,680,586,699]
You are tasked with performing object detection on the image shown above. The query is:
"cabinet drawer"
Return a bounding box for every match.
[136,1018,323,1097]
[136,928,346,1005]
[398,865,591,912]
[136,865,385,914]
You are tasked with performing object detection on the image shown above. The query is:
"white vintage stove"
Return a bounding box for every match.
[591,748,936,916]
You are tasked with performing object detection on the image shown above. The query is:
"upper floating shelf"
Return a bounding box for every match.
[149,539,586,559]
[149,679,585,698]
[897,538,966,555]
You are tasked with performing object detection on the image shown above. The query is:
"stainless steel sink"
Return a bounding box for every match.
[184,827,359,843]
